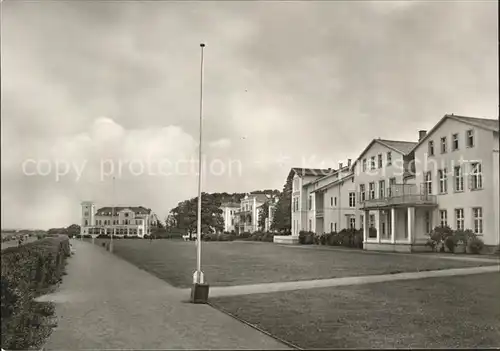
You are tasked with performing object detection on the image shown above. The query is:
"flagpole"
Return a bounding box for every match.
[110,176,115,253]
[191,43,209,304]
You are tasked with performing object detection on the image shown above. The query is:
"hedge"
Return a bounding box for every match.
[1,236,71,350]
[299,229,363,249]
[200,231,275,242]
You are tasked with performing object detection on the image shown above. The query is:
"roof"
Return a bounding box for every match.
[410,114,499,153]
[311,171,355,193]
[352,138,417,168]
[290,167,336,178]
[247,193,271,203]
[95,206,152,215]
[220,202,240,208]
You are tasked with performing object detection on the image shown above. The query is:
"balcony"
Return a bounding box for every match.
[316,209,324,217]
[359,183,438,210]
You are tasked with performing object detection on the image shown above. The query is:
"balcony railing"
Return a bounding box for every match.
[316,209,324,217]
[359,183,437,209]
[360,193,437,209]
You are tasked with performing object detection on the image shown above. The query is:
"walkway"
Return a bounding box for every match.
[40,240,290,350]
[200,265,499,298]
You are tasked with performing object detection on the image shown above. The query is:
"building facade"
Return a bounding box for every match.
[284,114,499,252]
[234,193,277,233]
[412,114,499,249]
[80,201,158,238]
[220,203,240,233]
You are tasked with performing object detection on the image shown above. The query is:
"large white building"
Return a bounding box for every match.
[232,193,278,233]
[281,114,499,252]
[80,201,158,238]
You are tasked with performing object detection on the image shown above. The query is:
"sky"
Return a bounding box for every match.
[1,0,498,229]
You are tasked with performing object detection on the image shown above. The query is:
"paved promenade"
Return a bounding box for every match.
[41,240,290,350]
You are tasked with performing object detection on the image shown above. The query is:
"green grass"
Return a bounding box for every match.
[210,272,500,349]
[89,239,493,288]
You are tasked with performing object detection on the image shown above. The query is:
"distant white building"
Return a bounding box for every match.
[220,202,240,233]
[80,201,158,238]
[234,193,278,233]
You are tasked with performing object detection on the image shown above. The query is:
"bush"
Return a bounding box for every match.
[444,235,457,253]
[426,225,454,252]
[238,232,252,239]
[467,237,484,254]
[298,231,314,245]
[1,236,71,350]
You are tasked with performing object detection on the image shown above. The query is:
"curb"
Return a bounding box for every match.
[207,301,302,350]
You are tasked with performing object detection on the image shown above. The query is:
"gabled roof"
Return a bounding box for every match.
[352,138,417,168]
[95,206,152,215]
[410,114,499,153]
[311,171,355,193]
[290,167,336,178]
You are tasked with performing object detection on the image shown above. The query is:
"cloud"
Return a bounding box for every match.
[1,0,497,229]
[209,138,232,149]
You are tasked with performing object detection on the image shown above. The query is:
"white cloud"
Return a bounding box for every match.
[209,138,232,149]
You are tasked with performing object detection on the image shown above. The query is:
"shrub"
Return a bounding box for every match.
[467,237,484,254]
[238,232,252,239]
[1,236,71,350]
[298,231,315,245]
[444,235,457,253]
[426,225,453,252]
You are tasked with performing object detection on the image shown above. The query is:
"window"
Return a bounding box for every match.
[369,182,375,199]
[334,223,337,232]
[362,159,367,172]
[438,168,448,194]
[330,197,333,206]
[387,152,392,166]
[452,133,459,151]
[334,197,337,206]
[379,180,385,199]
[360,184,366,201]
[125,213,129,217]
[428,141,434,156]
[349,192,356,208]
[369,215,375,228]
[454,166,464,192]
[439,210,448,227]
[370,156,376,170]
[470,162,483,190]
[308,195,312,210]
[455,208,464,230]
[472,207,483,234]
[84,211,89,217]
[424,211,431,234]
[378,154,383,168]
[309,219,312,231]
[388,177,396,197]
[424,172,432,195]
[349,217,356,229]
[84,219,88,226]
[360,215,364,229]
[440,137,447,153]
[466,129,474,147]
[330,222,333,232]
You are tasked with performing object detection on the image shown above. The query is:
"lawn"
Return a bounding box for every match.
[210,272,500,349]
[89,239,494,288]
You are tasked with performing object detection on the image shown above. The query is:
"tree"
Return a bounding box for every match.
[169,193,224,239]
[271,173,293,232]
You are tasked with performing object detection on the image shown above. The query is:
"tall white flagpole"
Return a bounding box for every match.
[194,43,205,285]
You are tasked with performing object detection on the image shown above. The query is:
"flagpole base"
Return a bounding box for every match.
[191,271,209,304]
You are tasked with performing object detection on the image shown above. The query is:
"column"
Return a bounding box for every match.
[407,207,415,244]
[391,208,396,244]
[363,210,369,244]
[376,210,381,243]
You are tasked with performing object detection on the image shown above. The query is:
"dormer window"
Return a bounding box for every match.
[466,129,475,147]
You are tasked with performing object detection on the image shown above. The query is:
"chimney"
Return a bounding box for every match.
[339,162,343,169]
[418,130,427,141]
[347,159,352,167]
